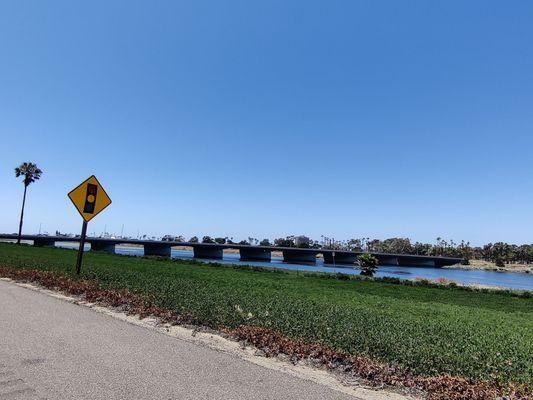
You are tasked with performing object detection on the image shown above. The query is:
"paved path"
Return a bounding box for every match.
[0,279,361,400]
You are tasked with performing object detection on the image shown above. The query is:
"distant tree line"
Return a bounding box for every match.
[176,235,533,266]
[320,237,533,266]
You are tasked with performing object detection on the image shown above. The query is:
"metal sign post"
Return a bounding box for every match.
[68,175,112,275]
[75,220,88,275]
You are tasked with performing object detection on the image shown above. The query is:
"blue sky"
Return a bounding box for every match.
[1,1,532,245]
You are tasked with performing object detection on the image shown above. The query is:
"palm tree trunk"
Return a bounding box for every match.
[17,185,27,245]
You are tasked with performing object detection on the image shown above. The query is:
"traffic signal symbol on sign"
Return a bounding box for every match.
[83,184,98,214]
[68,176,111,222]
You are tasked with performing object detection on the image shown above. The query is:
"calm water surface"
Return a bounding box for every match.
[51,243,533,291]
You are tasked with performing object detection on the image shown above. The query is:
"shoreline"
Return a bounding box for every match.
[446,259,533,274]
[137,245,533,273]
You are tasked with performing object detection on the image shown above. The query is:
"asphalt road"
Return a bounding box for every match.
[0,279,360,400]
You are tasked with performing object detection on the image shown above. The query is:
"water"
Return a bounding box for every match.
[52,243,533,291]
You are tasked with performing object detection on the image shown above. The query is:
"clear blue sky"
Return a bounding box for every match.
[1,1,532,245]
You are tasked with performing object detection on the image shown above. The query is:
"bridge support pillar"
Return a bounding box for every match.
[433,259,448,268]
[193,246,223,260]
[376,256,399,266]
[240,248,271,262]
[282,250,317,264]
[323,252,357,265]
[33,238,55,247]
[144,243,171,257]
[90,242,116,254]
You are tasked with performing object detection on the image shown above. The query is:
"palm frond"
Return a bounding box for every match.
[14,162,43,186]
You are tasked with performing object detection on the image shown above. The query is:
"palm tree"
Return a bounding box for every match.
[14,162,43,244]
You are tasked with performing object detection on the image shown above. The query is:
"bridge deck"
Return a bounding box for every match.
[0,234,461,267]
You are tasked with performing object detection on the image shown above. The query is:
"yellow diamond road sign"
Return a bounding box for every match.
[68,175,112,222]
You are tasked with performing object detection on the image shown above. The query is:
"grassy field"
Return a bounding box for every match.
[0,242,532,387]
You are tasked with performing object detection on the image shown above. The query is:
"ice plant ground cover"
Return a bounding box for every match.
[0,243,531,398]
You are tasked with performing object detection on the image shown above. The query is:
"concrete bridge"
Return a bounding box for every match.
[0,234,461,268]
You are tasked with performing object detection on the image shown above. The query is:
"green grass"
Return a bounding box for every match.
[1,242,532,386]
